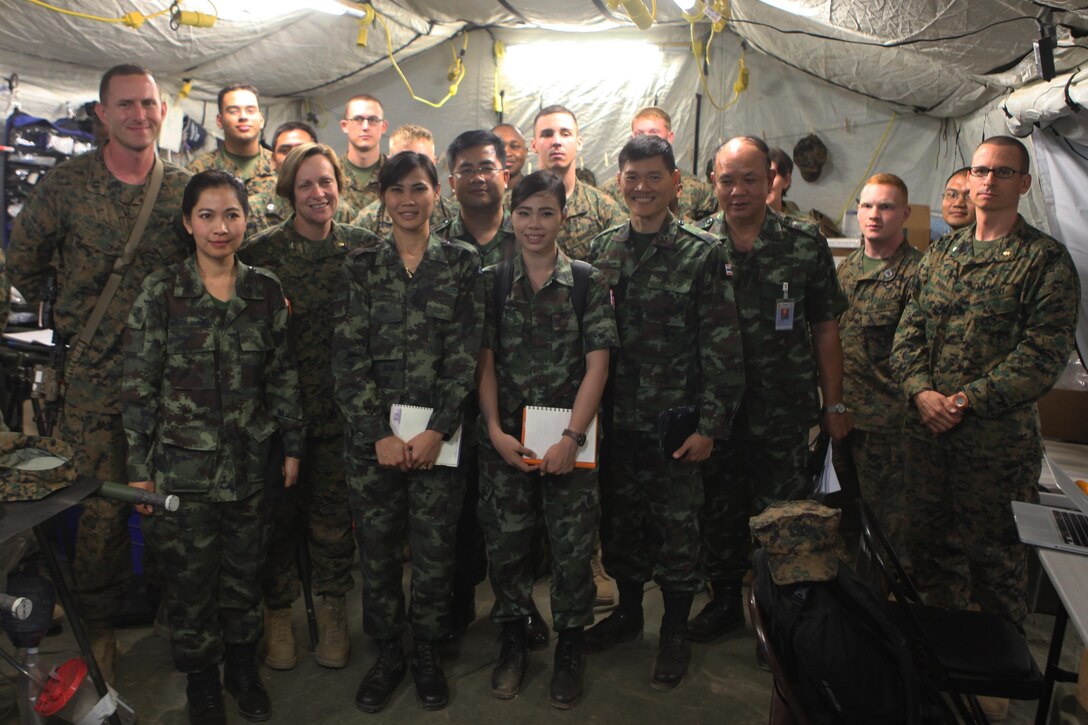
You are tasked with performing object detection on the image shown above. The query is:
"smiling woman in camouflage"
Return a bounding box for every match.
[122,170,304,725]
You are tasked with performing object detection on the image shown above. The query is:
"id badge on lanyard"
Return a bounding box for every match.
[775,282,794,331]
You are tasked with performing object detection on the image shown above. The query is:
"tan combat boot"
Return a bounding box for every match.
[316,595,350,668]
[977,696,1009,721]
[591,549,616,609]
[89,629,117,684]
[262,607,297,670]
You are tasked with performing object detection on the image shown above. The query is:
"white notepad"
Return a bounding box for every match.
[520,406,598,469]
[389,404,462,467]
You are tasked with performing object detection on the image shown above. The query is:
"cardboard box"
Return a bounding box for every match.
[906,204,931,252]
[1038,388,1088,444]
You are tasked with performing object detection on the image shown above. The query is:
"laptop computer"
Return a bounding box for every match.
[1012,452,1088,556]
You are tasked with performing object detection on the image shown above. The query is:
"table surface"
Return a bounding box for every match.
[1037,546,1088,643]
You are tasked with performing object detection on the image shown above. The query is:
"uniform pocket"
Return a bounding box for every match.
[154,426,219,493]
[166,326,216,390]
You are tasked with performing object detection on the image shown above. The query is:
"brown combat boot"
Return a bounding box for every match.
[261,608,297,670]
[316,595,350,668]
[89,629,117,684]
[591,549,616,608]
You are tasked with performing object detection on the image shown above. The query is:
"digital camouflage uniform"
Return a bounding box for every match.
[246,192,357,238]
[350,195,460,241]
[891,218,1079,625]
[241,218,380,608]
[187,145,277,199]
[332,234,484,640]
[122,257,305,672]
[478,252,618,630]
[7,146,191,632]
[507,181,625,262]
[588,215,744,593]
[699,209,847,584]
[600,168,717,222]
[339,153,384,213]
[836,241,922,554]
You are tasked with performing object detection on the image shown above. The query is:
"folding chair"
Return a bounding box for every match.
[857,499,1043,723]
[747,582,813,725]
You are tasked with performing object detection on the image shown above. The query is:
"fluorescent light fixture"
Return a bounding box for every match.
[759,0,824,18]
[209,0,363,21]
[672,0,700,11]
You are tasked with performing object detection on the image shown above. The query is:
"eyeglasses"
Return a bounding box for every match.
[347,115,384,127]
[942,189,970,201]
[969,166,1022,179]
[452,166,503,180]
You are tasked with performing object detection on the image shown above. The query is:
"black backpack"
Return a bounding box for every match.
[753,548,935,725]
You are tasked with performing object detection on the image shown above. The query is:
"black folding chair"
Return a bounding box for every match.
[857,499,1044,724]
[747,583,813,725]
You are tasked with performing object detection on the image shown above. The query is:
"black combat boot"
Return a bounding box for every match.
[549,627,584,709]
[583,580,644,652]
[652,591,694,690]
[687,580,744,642]
[490,620,529,699]
[526,602,550,650]
[223,644,271,721]
[412,639,449,710]
[354,638,406,713]
[186,665,226,725]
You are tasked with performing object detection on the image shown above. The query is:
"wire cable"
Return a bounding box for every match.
[374,13,466,109]
[21,0,171,29]
[725,14,1038,48]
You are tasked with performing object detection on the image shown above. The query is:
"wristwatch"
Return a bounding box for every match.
[822,403,847,414]
[952,391,970,410]
[562,428,587,446]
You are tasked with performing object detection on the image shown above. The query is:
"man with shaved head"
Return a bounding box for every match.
[492,123,528,187]
[692,135,848,643]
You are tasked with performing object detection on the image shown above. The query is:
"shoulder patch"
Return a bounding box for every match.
[678,221,719,246]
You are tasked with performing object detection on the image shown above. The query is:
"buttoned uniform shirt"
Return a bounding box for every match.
[837,241,922,432]
[332,234,484,447]
[246,192,357,238]
[702,209,848,438]
[188,145,277,198]
[600,168,717,222]
[587,214,744,437]
[891,217,1079,456]
[241,218,380,438]
[8,146,191,412]
[122,256,305,501]
[434,211,518,268]
[483,252,618,434]
[351,195,460,242]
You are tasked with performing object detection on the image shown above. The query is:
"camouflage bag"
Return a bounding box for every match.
[0,433,78,502]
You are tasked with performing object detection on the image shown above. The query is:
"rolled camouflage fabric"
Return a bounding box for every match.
[749,500,841,585]
[0,432,78,502]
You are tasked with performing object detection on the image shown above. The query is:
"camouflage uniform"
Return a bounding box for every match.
[7,146,191,631]
[600,168,717,222]
[350,195,460,241]
[187,145,277,198]
[478,252,618,630]
[339,153,384,213]
[122,256,305,672]
[588,215,744,592]
[241,218,380,607]
[891,218,1079,625]
[246,192,357,238]
[699,210,847,583]
[332,234,484,640]
[836,241,922,554]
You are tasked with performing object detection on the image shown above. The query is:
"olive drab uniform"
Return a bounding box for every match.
[7,146,191,631]
[587,215,744,592]
[350,195,460,242]
[332,234,484,640]
[478,253,618,630]
[836,241,922,553]
[241,218,380,610]
[600,168,717,223]
[188,145,277,199]
[698,209,847,585]
[891,218,1079,624]
[339,153,384,212]
[246,191,357,238]
[122,257,304,672]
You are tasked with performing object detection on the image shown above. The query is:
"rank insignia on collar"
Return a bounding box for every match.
[881,268,894,280]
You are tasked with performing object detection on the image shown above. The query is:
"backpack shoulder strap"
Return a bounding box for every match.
[569,259,592,323]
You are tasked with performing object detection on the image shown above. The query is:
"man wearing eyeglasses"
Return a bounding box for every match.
[189,83,276,198]
[892,137,1078,656]
[339,94,388,212]
[941,167,975,231]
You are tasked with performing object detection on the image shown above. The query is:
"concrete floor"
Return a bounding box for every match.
[1,568,1087,724]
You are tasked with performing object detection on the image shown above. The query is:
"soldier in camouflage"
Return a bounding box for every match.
[836,174,921,556]
[693,136,848,643]
[123,170,304,725]
[891,136,1079,629]
[477,170,617,706]
[338,94,388,212]
[767,147,809,222]
[246,122,356,237]
[599,106,717,222]
[8,64,192,680]
[333,152,484,713]
[941,167,976,231]
[242,144,379,672]
[584,135,744,691]
[187,83,276,199]
[493,123,529,188]
[528,105,625,261]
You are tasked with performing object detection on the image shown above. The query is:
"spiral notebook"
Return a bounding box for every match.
[389,404,462,467]
[520,406,598,469]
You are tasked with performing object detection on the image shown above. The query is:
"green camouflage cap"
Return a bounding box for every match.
[792,134,828,183]
[0,433,78,502]
[750,500,841,585]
